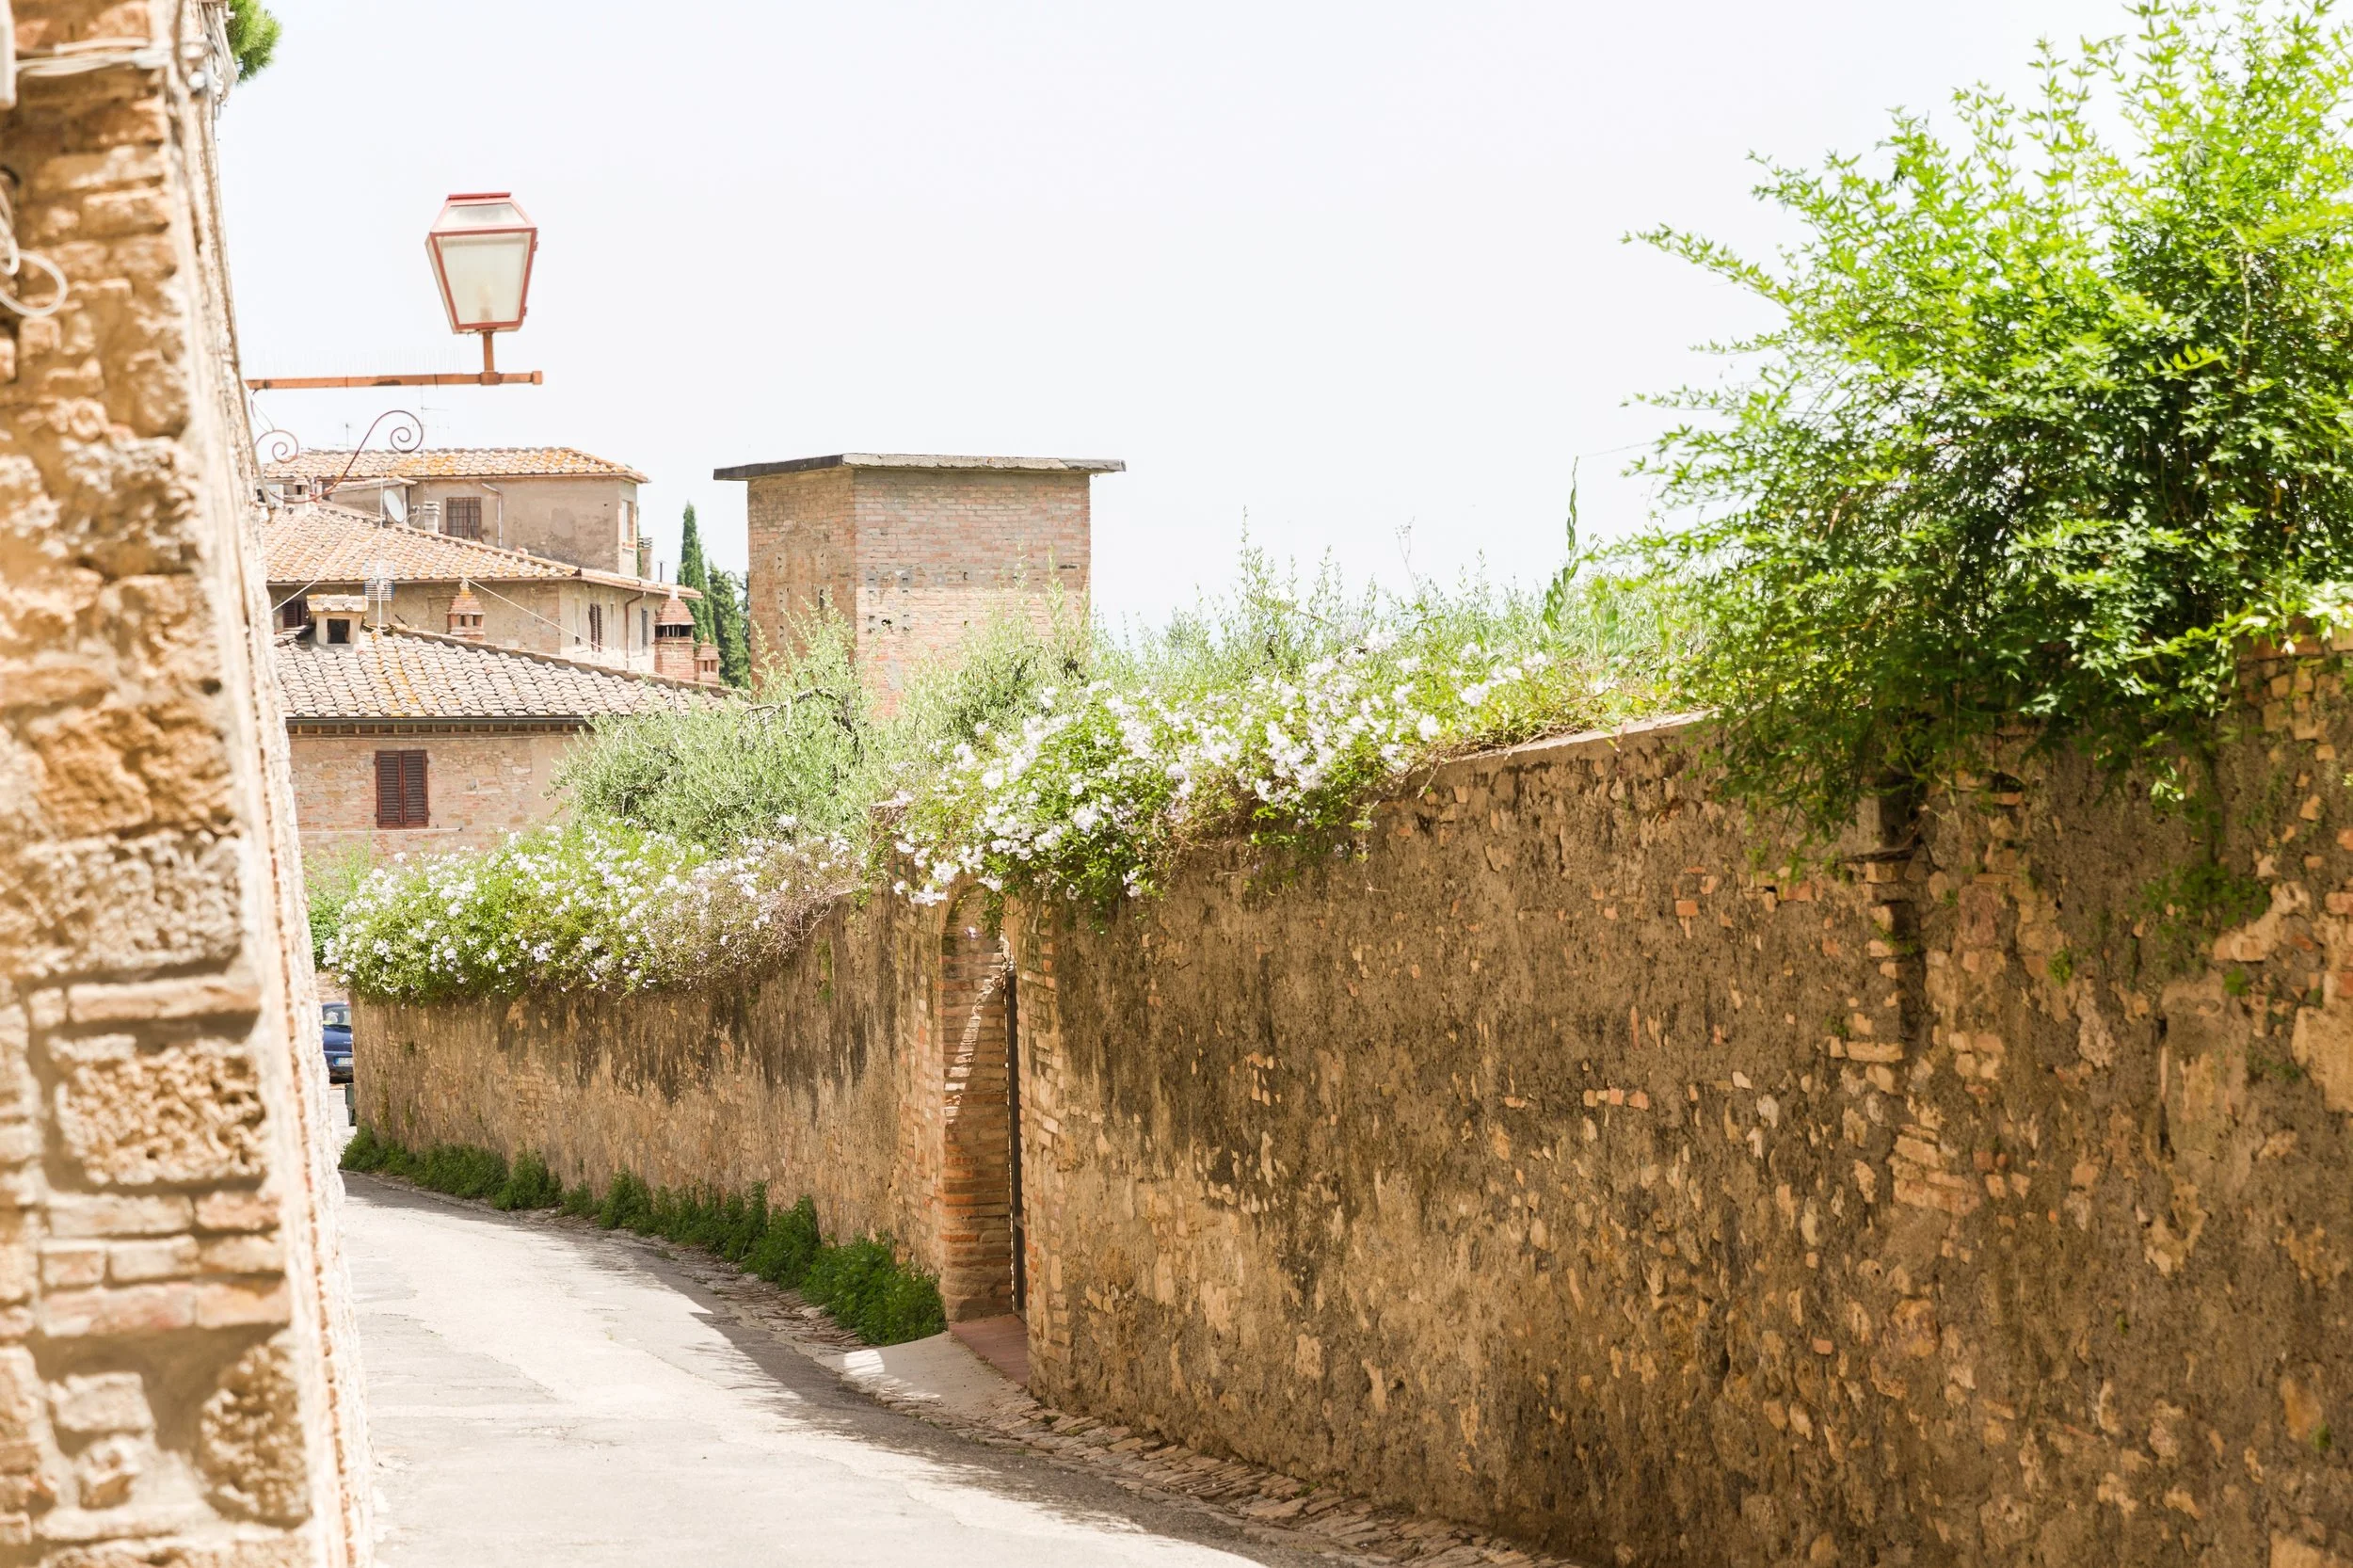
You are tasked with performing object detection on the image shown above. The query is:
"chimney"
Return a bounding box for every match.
[696,641,721,685]
[446,584,486,640]
[653,590,697,680]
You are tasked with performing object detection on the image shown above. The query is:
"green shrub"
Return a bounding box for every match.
[803,1236,948,1346]
[559,1178,601,1219]
[418,1144,507,1200]
[745,1195,823,1288]
[340,1129,560,1209]
[598,1171,654,1232]
[493,1152,563,1211]
[717,1187,768,1263]
[339,1124,390,1173]
[1635,0,2353,840]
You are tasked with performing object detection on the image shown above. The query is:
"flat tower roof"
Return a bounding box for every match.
[712,453,1126,481]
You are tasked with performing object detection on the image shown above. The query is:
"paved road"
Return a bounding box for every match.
[344,1176,1314,1567]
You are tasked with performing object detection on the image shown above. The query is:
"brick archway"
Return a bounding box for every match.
[936,898,1018,1320]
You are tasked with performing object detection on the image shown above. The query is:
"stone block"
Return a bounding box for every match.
[195,1235,277,1275]
[190,1192,274,1234]
[53,1042,265,1187]
[40,1243,107,1290]
[40,1286,196,1339]
[193,1281,287,1330]
[50,1374,150,1437]
[63,974,260,1027]
[106,1238,195,1284]
[196,1340,307,1525]
[0,832,244,984]
[44,1196,191,1239]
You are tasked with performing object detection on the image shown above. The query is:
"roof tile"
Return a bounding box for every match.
[264,446,649,482]
[274,627,719,723]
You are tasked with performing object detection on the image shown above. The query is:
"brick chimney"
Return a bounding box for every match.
[696,641,721,685]
[653,590,697,680]
[446,584,486,640]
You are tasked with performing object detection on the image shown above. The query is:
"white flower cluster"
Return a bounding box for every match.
[327,821,859,1000]
[902,638,1580,907]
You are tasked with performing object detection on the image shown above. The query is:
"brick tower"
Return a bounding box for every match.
[714,453,1124,707]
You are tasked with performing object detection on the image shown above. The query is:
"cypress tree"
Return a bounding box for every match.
[710,570,752,688]
[677,504,717,647]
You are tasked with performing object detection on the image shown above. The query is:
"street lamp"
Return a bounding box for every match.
[425,192,538,379]
[246,190,546,391]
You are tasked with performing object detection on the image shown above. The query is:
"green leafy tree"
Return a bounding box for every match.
[677,504,717,648]
[1637,0,2353,840]
[710,568,753,688]
[226,0,281,81]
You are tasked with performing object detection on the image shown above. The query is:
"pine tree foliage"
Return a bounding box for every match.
[226,0,280,81]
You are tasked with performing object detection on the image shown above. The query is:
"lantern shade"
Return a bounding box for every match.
[425,193,537,334]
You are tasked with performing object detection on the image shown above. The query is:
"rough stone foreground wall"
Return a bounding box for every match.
[1013,674,2353,1568]
[357,890,1024,1320]
[0,2,370,1564]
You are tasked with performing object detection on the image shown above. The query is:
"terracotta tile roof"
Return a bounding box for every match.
[266,504,575,584]
[264,504,692,595]
[263,446,649,482]
[274,626,719,724]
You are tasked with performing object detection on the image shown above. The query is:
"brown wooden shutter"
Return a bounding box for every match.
[401,750,428,827]
[374,751,403,827]
[375,749,429,827]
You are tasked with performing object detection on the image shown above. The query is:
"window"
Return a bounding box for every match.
[374,749,428,828]
[325,617,351,645]
[587,602,603,651]
[640,608,649,648]
[443,496,483,540]
[280,599,309,632]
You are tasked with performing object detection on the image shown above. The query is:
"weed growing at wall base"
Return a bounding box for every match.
[339,1128,565,1212]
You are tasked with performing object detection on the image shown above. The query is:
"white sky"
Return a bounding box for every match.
[222,0,2127,624]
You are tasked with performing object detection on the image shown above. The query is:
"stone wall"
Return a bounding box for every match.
[354,889,1023,1319]
[0,4,368,1564]
[1011,670,2353,1567]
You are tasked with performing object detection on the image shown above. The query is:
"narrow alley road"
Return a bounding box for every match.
[343,1176,1319,1567]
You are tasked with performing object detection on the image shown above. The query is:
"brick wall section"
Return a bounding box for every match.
[286,728,579,863]
[745,465,1089,708]
[744,466,855,663]
[937,900,1015,1320]
[0,5,367,1565]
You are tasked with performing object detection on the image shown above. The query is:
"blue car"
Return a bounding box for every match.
[321,1002,353,1084]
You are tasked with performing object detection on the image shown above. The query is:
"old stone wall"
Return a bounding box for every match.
[355,890,1020,1316]
[1011,667,2353,1568]
[0,3,368,1564]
